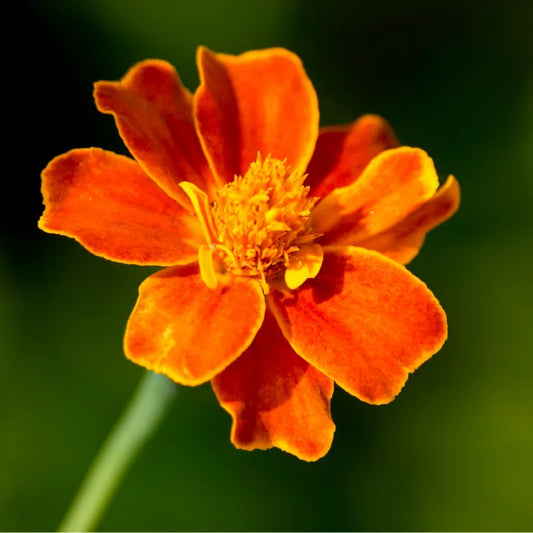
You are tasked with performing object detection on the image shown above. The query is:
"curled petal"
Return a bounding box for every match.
[359,175,461,264]
[179,181,217,244]
[312,147,440,245]
[198,244,218,290]
[306,115,398,198]
[268,247,447,404]
[285,243,324,290]
[124,265,265,386]
[94,60,215,203]
[212,311,335,461]
[194,46,319,184]
[39,148,201,265]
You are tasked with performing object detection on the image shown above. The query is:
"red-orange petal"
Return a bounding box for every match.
[39,148,202,265]
[94,59,215,203]
[358,175,460,264]
[313,147,440,246]
[194,46,319,185]
[268,247,447,404]
[212,311,335,461]
[124,265,265,386]
[305,114,398,198]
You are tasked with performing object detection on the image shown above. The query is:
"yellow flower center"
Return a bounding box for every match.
[180,154,324,292]
[211,154,317,278]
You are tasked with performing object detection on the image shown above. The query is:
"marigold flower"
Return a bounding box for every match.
[39,47,460,461]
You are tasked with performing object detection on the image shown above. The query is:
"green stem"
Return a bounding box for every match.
[58,371,177,532]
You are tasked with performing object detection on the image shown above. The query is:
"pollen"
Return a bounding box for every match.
[211,154,319,284]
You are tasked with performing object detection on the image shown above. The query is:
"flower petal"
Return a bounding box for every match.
[124,265,265,386]
[39,148,201,265]
[94,60,215,203]
[305,114,398,198]
[359,175,461,264]
[179,181,218,245]
[198,244,218,290]
[268,247,447,404]
[212,311,335,461]
[285,243,324,290]
[194,46,319,184]
[312,147,440,245]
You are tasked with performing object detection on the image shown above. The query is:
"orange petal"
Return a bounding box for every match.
[359,175,460,264]
[305,115,398,198]
[212,311,335,461]
[94,59,215,203]
[39,148,201,265]
[124,264,265,386]
[194,46,319,184]
[268,247,447,404]
[313,147,440,245]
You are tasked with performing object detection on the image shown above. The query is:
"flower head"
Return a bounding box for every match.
[39,47,460,461]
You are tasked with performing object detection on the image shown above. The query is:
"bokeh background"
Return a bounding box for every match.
[2,0,532,530]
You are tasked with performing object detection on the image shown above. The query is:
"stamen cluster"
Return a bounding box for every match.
[211,154,318,279]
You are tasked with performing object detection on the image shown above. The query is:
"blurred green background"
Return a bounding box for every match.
[2,0,532,530]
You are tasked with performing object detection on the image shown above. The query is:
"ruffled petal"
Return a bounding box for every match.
[305,115,398,198]
[194,46,319,184]
[312,147,440,245]
[268,247,447,404]
[39,148,202,265]
[124,265,265,386]
[94,60,215,203]
[212,311,335,461]
[358,175,460,264]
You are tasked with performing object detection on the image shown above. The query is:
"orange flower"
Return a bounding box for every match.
[39,47,459,461]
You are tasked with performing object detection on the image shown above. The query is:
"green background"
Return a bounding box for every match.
[2,0,532,530]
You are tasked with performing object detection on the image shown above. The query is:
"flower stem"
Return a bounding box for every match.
[58,370,177,532]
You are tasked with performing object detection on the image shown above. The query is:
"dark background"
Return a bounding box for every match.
[2,0,532,530]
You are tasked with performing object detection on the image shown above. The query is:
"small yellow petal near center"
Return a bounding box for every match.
[198,244,218,290]
[285,243,324,289]
[180,181,217,244]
